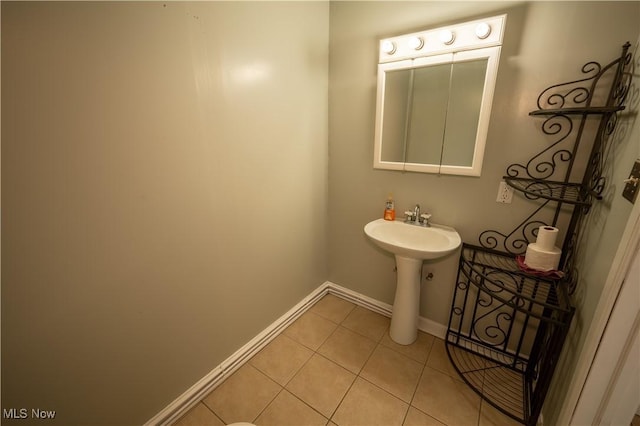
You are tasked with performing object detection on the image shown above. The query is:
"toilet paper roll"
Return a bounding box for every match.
[525,243,561,272]
[536,226,559,251]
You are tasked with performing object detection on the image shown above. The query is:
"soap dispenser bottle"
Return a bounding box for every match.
[383,194,395,221]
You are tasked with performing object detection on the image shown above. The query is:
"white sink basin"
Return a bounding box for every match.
[364,219,461,260]
[364,218,461,345]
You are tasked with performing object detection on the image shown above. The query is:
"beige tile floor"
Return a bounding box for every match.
[173,294,521,426]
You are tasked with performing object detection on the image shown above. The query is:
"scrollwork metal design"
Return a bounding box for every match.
[612,49,634,108]
[472,306,512,347]
[478,43,634,298]
[536,61,601,110]
[479,201,550,254]
[506,115,574,181]
[465,268,529,349]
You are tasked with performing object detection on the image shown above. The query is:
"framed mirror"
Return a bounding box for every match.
[373,15,506,176]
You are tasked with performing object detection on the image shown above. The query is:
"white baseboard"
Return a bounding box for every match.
[146,280,446,425]
[325,282,447,340]
[144,282,331,426]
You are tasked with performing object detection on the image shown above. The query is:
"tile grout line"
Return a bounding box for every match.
[251,386,284,424]
[252,310,336,424]
[403,337,435,425]
[325,300,377,424]
[320,300,391,424]
[214,363,283,425]
[183,293,511,426]
[403,364,425,425]
[325,339,399,424]
[278,299,358,425]
[193,402,226,426]
[322,299,436,425]
[280,388,331,424]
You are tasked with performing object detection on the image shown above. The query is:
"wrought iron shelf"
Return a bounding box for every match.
[447,337,528,422]
[503,176,596,206]
[448,42,632,426]
[529,105,625,116]
[458,245,573,318]
[447,245,574,425]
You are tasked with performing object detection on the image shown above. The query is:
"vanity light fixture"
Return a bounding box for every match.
[377,14,505,64]
[475,22,491,39]
[381,40,396,55]
[408,36,424,50]
[374,14,507,177]
[439,30,455,45]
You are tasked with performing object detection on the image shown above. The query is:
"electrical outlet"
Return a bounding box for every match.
[622,159,640,204]
[496,181,514,203]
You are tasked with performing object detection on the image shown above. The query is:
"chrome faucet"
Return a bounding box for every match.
[404,204,432,226]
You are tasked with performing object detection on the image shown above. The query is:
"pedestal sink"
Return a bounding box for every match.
[364,219,461,345]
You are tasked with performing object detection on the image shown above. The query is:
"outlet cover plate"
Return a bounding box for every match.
[622,159,640,204]
[496,181,514,203]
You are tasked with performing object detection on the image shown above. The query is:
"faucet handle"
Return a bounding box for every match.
[404,211,416,222]
[420,213,432,226]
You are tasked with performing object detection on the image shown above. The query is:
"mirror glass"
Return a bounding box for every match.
[373,16,505,176]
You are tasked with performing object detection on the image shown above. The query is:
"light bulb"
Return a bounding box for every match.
[408,36,424,50]
[381,40,396,55]
[475,23,491,39]
[438,30,455,45]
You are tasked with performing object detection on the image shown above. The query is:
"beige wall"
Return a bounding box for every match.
[328,3,639,422]
[3,1,640,424]
[1,2,328,424]
[544,38,640,425]
[328,1,639,329]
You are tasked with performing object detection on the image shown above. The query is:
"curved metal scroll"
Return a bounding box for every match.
[479,200,549,255]
[505,115,574,181]
[478,43,634,289]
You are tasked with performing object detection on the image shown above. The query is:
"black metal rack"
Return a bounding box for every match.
[446,43,634,425]
[447,245,574,424]
[478,42,633,291]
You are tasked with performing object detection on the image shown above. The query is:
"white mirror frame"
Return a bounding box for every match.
[373,15,505,177]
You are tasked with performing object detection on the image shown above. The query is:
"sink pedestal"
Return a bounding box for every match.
[363,218,461,346]
[390,255,422,345]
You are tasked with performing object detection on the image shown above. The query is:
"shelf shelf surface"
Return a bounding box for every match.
[449,245,575,426]
[460,245,573,317]
[446,336,527,424]
[503,176,592,205]
[529,105,625,116]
